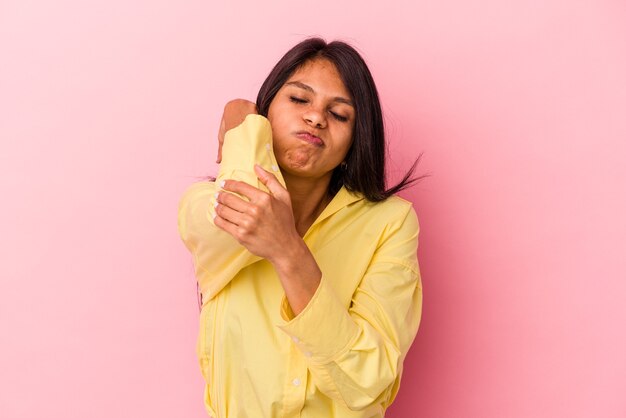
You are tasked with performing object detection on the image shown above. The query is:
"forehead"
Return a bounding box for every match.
[285,58,351,98]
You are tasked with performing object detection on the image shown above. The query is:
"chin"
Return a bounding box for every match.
[279,153,313,172]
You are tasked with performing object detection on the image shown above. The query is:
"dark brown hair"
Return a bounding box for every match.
[257,37,426,202]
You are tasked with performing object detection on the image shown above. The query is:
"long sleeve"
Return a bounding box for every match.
[177,114,286,302]
[277,205,422,411]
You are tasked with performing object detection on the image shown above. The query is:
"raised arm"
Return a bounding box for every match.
[177,101,286,302]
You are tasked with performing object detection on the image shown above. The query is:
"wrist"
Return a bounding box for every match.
[270,236,322,315]
[269,235,309,274]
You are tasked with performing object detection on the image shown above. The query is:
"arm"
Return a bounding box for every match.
[177,104,286,301]
[215,167,322,315]
[277,207,422,410]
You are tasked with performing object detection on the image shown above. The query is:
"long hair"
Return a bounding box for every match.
[256,37,426,202]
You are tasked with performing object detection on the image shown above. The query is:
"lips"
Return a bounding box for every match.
[295,131,324,147]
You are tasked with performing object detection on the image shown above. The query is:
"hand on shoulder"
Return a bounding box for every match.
[216,99,258,163]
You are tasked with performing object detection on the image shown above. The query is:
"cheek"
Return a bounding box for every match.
[270,120,289,147]
[266,99,284,126]
[338,127,354,153]
[267,103,290,137]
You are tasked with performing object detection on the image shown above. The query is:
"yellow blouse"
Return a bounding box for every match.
[178,115,423,418]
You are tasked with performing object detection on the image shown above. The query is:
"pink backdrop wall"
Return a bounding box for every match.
[1,1,625,417]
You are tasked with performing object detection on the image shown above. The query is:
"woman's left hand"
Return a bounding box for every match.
[214,165,300,263]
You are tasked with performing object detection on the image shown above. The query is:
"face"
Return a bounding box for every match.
[267,58,355,183]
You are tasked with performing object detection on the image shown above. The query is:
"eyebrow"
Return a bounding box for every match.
[284,81,354,107]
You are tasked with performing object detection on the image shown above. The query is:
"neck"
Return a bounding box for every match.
[283,172,333,237]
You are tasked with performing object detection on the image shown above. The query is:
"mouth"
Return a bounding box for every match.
[295,131,324,147]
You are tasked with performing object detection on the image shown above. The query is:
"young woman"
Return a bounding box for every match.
[178,38,424,418]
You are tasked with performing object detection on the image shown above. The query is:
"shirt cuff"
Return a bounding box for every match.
[277,276,360,365]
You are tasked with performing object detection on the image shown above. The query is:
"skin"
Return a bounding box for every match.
[214,58,356,315]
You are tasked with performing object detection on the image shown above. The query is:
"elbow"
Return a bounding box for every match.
[341,377,398,412]
[333,345,402,411]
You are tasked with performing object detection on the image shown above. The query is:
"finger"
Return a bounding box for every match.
[213,211,239,238]
[254,164,288,199]
[222,179,269,203]
[215,200,251,227]
[217,189,250,213]
[216,118,225,163]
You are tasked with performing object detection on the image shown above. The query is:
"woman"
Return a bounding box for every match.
[178,38,423,418]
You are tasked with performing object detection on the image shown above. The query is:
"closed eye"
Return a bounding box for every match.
[330,111,348,122]
[290,96,349,122]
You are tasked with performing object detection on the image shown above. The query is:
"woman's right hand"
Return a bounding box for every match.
[216,99,258,163]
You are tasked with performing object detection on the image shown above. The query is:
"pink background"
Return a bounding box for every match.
[1,1,625,417]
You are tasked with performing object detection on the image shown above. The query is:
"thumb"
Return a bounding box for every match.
[254,164,287,199]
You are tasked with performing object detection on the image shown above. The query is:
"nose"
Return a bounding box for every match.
[303,106,327,129]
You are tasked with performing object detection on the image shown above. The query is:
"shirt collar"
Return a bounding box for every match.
[307,186,365,231]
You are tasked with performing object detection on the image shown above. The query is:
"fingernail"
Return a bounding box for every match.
[214,192,220,199]
[219,180,225,188]
[213,201,218,208]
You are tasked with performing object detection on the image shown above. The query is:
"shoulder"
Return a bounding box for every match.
[354,194,419,232]
[373,195,415,215]
[333,193,420,255]
[343,194,421,273]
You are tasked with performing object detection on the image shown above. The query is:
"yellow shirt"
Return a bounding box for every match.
[178,115,423,418]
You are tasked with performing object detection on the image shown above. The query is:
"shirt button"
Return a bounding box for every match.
[291,336,299,343]
[304,351,312,358]
[292,378,301,387]
[271,164,279,172]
